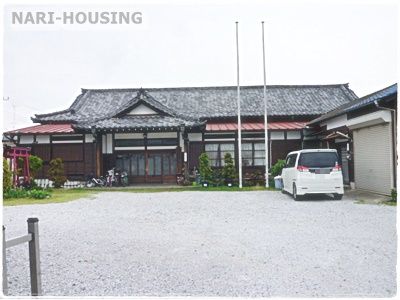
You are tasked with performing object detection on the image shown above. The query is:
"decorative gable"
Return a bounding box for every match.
[115,89,176,118]
[127,104,158,115]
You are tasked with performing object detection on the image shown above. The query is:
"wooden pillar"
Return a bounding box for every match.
[95,135,102,177]
[144,132,148,183]
[183,131,189,180]
[234,131,239,172]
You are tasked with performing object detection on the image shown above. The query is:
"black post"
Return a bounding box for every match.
[2,226,8,296]
[27,218,41,296]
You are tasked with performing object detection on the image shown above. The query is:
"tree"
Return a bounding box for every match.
[222,153,236,182]
[3,159,12,192]
[48,158,67,188]
[29,155,43,178]
[199,153,213,182]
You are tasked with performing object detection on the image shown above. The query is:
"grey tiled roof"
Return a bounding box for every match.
[74,115,204,131]
[309,83,397,125]
[33,84,358,126]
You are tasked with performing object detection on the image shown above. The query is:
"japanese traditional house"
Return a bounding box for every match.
[4,84,358,184]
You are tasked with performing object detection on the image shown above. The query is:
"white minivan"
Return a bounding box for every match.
[281,149,344,200]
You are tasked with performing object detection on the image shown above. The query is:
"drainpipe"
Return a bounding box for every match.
[374,100,397,188]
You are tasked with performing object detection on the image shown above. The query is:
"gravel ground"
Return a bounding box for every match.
[3,191,397,297]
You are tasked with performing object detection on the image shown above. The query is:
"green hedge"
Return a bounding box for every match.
[4,188,51,200]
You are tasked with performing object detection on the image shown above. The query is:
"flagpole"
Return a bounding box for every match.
[236,21,243,189]
[262,21,269,188]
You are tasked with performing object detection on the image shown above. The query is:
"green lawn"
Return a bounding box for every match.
[3,185,276,206]
[3,189,98,206]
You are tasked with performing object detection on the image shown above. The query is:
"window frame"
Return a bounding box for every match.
[205,142,235,167]
[241,141,265,167]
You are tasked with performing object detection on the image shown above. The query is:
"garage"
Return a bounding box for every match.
[307,83,397,195]
[353,123,394,194]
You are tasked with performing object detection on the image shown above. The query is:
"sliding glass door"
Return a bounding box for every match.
[116,151,177,183]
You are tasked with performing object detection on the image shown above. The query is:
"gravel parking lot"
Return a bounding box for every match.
[3,191,397,297]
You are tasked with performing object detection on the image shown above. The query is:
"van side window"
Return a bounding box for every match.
[286,154,297,168]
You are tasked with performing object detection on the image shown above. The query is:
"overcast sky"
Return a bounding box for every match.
[2,1,398,130]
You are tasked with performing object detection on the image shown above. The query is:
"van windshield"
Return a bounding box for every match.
[298,152,338,168]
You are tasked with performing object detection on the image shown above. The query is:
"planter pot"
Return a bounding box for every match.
[274,176,283,189]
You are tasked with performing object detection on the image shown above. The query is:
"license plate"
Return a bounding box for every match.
[315,169,330,174]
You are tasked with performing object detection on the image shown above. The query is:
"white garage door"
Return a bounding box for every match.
[353,123,393,195]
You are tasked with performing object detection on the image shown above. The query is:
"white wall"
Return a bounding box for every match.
[114,133,144,139]
[188,133,202,142]
[127,104,157,115]
[286,131,301,140]
[147,132,177,139]
[322,114,348,130]
[85,134,94,143]
[19,135,34,144]
[270,131,284,140]
[36,135,50,144]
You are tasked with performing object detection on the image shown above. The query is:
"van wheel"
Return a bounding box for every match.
[334,194,343,200]
[293,184,301,201]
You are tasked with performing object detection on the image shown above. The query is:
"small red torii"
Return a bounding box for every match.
[4,146,31,187]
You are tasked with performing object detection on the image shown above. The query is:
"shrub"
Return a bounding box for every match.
[48,158,67,188]
[391,189,397,202]
[3,188,29,199]
[199,153,213,182]
[222,153,236,182]
[270,159,286,177]
[3,159,13,192]
[29,155,43,178]
[3,188,51,200]
[29,189,51,199]
[212,168,224,186]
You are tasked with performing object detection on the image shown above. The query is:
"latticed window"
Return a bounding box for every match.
[205,143,235,167]
[242,142,265,166]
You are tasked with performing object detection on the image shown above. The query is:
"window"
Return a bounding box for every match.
[147,138,178,146]
[242,143,252,166]
[162,153,177,175]
[253,143,265,166]
[205,143,235,167]
[298,152,338,168]
[148,154,162,176]
[242,142,265,166]
[116,154,145,176]
[115,139,144,147]
[285,154,297,168]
